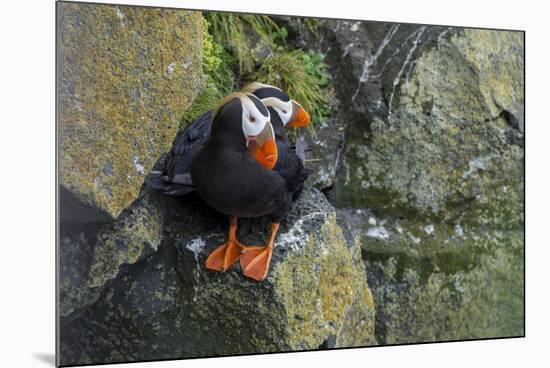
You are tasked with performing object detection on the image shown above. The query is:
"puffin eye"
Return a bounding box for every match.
[282,110,287,114]
[249,116,256,123]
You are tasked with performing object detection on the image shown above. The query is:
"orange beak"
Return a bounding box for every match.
[287,107,311,128]
[248,139,277,170]
[248,122,278,170]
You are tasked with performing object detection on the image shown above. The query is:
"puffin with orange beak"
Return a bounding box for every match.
[149,82,312,197]
[241,82,312,199]
[242,82,311,133]
[148,84,312,280]
[191,92,294,281]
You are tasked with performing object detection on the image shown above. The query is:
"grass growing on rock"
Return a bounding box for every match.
[180,18,236,128]
[181,14,333,131]
[254,49,332,124]
[205,13,281,74]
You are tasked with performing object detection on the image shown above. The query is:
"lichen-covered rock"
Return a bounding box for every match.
[59,187,376,365]
[311,20,524,345]
[171,186,376,356]
[301,110,347,190]
[87,192,163,288]
[59,243,184,366]
[58,2,204,218]
[337,207,524,344]
[59,190,164,317]
[366,245,524,344]
[322,22,524,228]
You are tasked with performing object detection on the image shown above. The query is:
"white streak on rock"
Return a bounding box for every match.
[454,224,464,237]
[116,7,125,27]
[342,43,354,58]
[462,156,488,178]
[278,212,327,251]
[409,234,421,244]
[132,156,145,174]
[186,237,206,256]
[373,27,428,80]
[351,24,400,101]
[388,26,427,113]
[167,62,176,75]
[366,226,390,240]
[186,237,206,302]
[424,224,435,235]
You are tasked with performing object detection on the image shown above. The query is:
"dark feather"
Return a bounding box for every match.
[147,110,213,196]
[149,102,310,202]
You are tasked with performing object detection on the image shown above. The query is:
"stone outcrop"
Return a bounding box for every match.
[59,187,376,365]
[58,2,204,219]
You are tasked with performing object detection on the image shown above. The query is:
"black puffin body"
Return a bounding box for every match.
[149,83,311,198]
[191,92,296,281]
[268,106,311,198]
[191,96,292,221]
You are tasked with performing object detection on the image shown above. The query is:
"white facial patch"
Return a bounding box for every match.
[240,96,271,144]
[261,97,293,125]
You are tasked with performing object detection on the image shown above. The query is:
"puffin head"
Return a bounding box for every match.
[241,82,311,129]
[213,92,278,170]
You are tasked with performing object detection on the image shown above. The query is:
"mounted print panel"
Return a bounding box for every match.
[56,1,525,366]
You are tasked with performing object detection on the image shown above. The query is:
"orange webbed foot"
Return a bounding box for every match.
[205,240,244,272]
[240,245,274,282]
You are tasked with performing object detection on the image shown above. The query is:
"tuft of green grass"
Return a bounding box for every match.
[205,13,281,74]
[303,18,320,33]
[180,84,223,129]
[253,49,332,124]
[184,15,333,132]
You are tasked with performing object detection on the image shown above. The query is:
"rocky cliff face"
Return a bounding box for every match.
[59,186,376,365]
[307,21,524,343]
[58,6,524,366]
[58,3,204,219]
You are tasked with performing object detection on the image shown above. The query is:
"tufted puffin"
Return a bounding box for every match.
[148,83,311,196]
[241,83,313,198]
[191,92,306,281]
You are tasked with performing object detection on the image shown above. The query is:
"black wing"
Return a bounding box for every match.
[274,139,312,201]
[147,110,213,196]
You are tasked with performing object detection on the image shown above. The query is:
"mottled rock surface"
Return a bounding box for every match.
[337,208,524,343]
[301,109,347,190]
[59,187,376,365]
[324,23,524,226]
[58,2,204,219]
[58,9,524,365]
[312,20,525,345]
[59,190,164,317]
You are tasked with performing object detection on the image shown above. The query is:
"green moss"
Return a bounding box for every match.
[303,18,320,33]
[200,17,236,94]
[179,17,237,129]
[58,3,204,217]
[191,14,332,129]
[274,215,376,348]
